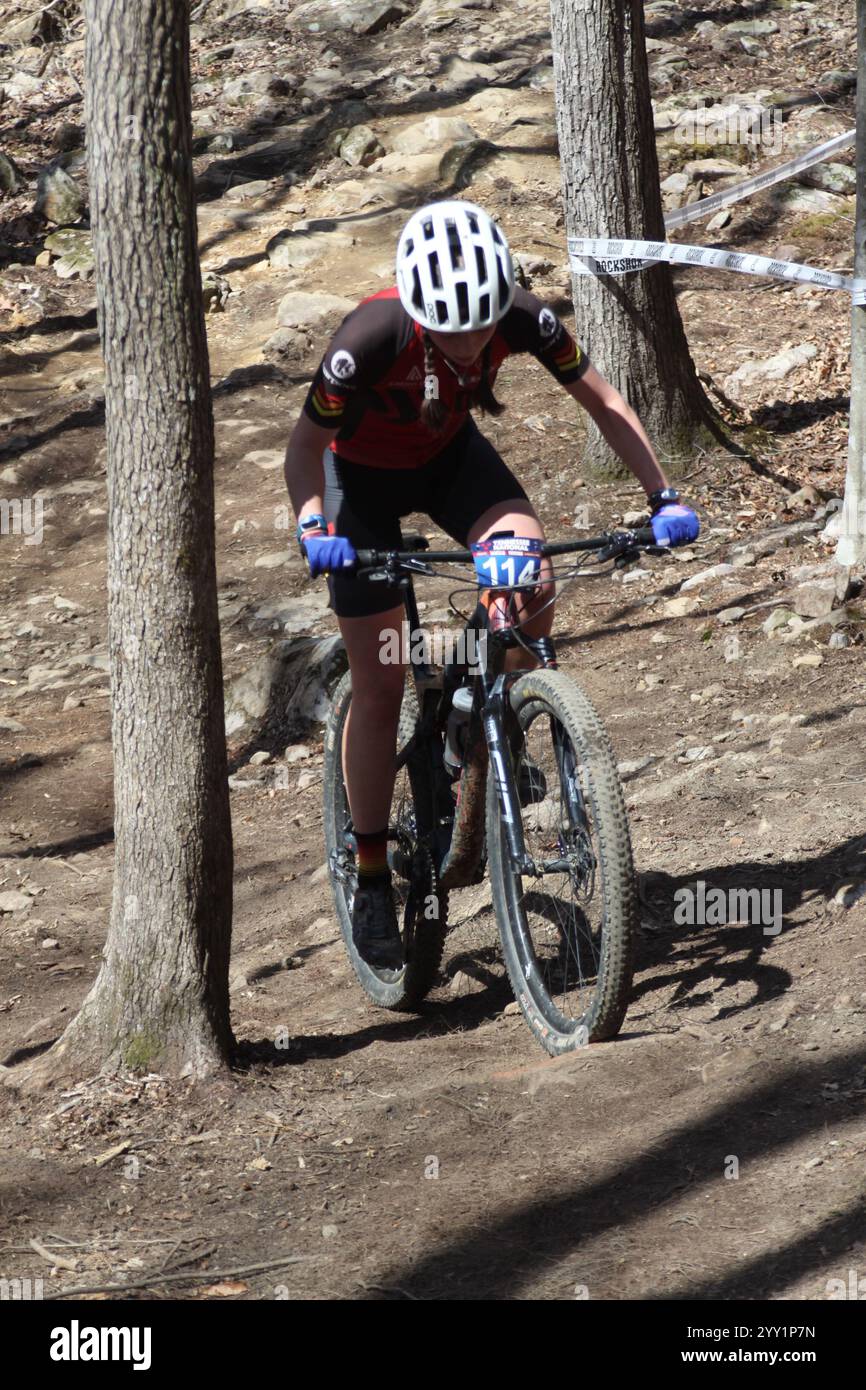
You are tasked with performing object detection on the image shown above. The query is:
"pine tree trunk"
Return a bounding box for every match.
[836,0,866,569]
[22,0,234,1083]
[550,0,721,479]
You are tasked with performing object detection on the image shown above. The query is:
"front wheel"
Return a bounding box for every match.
[487,670,638,1053]
[322,669,449,1010]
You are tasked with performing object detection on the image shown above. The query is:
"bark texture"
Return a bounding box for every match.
[550,0,722,478]
[32,0,234,1081]
[837,0,866,568]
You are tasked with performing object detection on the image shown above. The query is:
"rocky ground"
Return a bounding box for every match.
[1,0,865,1302]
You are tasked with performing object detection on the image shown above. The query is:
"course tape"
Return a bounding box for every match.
[567,236,866,303]
[664,127,855,230]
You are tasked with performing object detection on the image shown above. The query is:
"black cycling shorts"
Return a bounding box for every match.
[322,417,530,618]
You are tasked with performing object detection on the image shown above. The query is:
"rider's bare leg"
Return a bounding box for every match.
[467,499,554,671]
[338,605,406,835]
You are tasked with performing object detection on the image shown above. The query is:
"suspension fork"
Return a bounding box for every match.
[483,674,535,878]
[439,590,542,888]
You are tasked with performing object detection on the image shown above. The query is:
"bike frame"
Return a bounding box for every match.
[359,528,658,894]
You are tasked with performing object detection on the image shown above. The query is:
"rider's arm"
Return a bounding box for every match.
[284,412,335,528]
[565,364,669,497]
[499,287,670,500]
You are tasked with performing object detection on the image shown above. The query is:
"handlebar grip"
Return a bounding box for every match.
[633,526,657,545]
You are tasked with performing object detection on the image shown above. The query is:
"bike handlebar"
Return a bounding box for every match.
[354,527,659,570]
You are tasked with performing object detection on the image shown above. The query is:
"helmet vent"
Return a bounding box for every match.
[411,267,423,309]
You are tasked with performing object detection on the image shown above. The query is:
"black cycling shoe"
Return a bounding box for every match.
[517,754,547,807]
[351,874,404,971]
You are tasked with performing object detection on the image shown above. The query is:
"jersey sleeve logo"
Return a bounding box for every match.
[538,306,559,340]
[324,349,357,385]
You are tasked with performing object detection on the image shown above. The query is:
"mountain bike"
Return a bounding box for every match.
[322,525,662,1055]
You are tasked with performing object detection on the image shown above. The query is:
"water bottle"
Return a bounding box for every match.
[443,685,474,778]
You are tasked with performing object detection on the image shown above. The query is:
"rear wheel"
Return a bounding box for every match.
[322,669,449,1010]
[487,670,637,1053]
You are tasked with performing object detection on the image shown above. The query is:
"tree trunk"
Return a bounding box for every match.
[550,0,722,479]
[836,0,866,569]
[18,0,234,1084]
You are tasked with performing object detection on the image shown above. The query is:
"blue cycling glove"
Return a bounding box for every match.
[650,504,699,547]
[302,534,357,577]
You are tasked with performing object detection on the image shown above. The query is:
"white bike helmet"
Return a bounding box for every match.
[396,200,516,332]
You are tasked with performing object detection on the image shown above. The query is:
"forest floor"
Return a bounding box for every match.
[1,0,866,1300]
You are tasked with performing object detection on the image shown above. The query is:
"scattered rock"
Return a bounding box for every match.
[53,122,85,153]
[791,651,823,668]
[202,271,231,313]
[762,608,795,636]
[243,449,283,471]
[660,171,690,205]
[263,326,309,361]
[339,124,385,167]
[222,179,271,202]
[35,163,85,225]
[683,157,743,180]
[832,881,866,909]
[285,743,313,764]
[798,161,857,197]
[276,290,355,332]
[1,70,44,100]
[721,18,778,37]
[618,754,661,780]
[392,115,478,156]
[790,578,838,619]
[224,633,347,736]
[266,224,355,271]
[662,595,700,618]
[681,745,713,763]
[726,344,818,393]
[773,185,847,216]
[449,969,486,997]
[783,484,823,511]
[679,563,734,592]
[223,71,287,104]
[0,891,32,913]
[44,228,94,279]
[0,150,23,194]
[717,607,745,625]
[291,0,408,35]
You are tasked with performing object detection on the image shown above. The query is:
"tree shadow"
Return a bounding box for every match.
[751,394,850,435]
[372,1043,866,1299]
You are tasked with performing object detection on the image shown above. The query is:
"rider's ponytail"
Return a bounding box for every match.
[420,332,506,435]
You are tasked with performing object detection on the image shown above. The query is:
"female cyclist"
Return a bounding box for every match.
[284,199,698,970]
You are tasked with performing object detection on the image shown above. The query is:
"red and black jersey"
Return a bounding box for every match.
[302,285,590,469]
